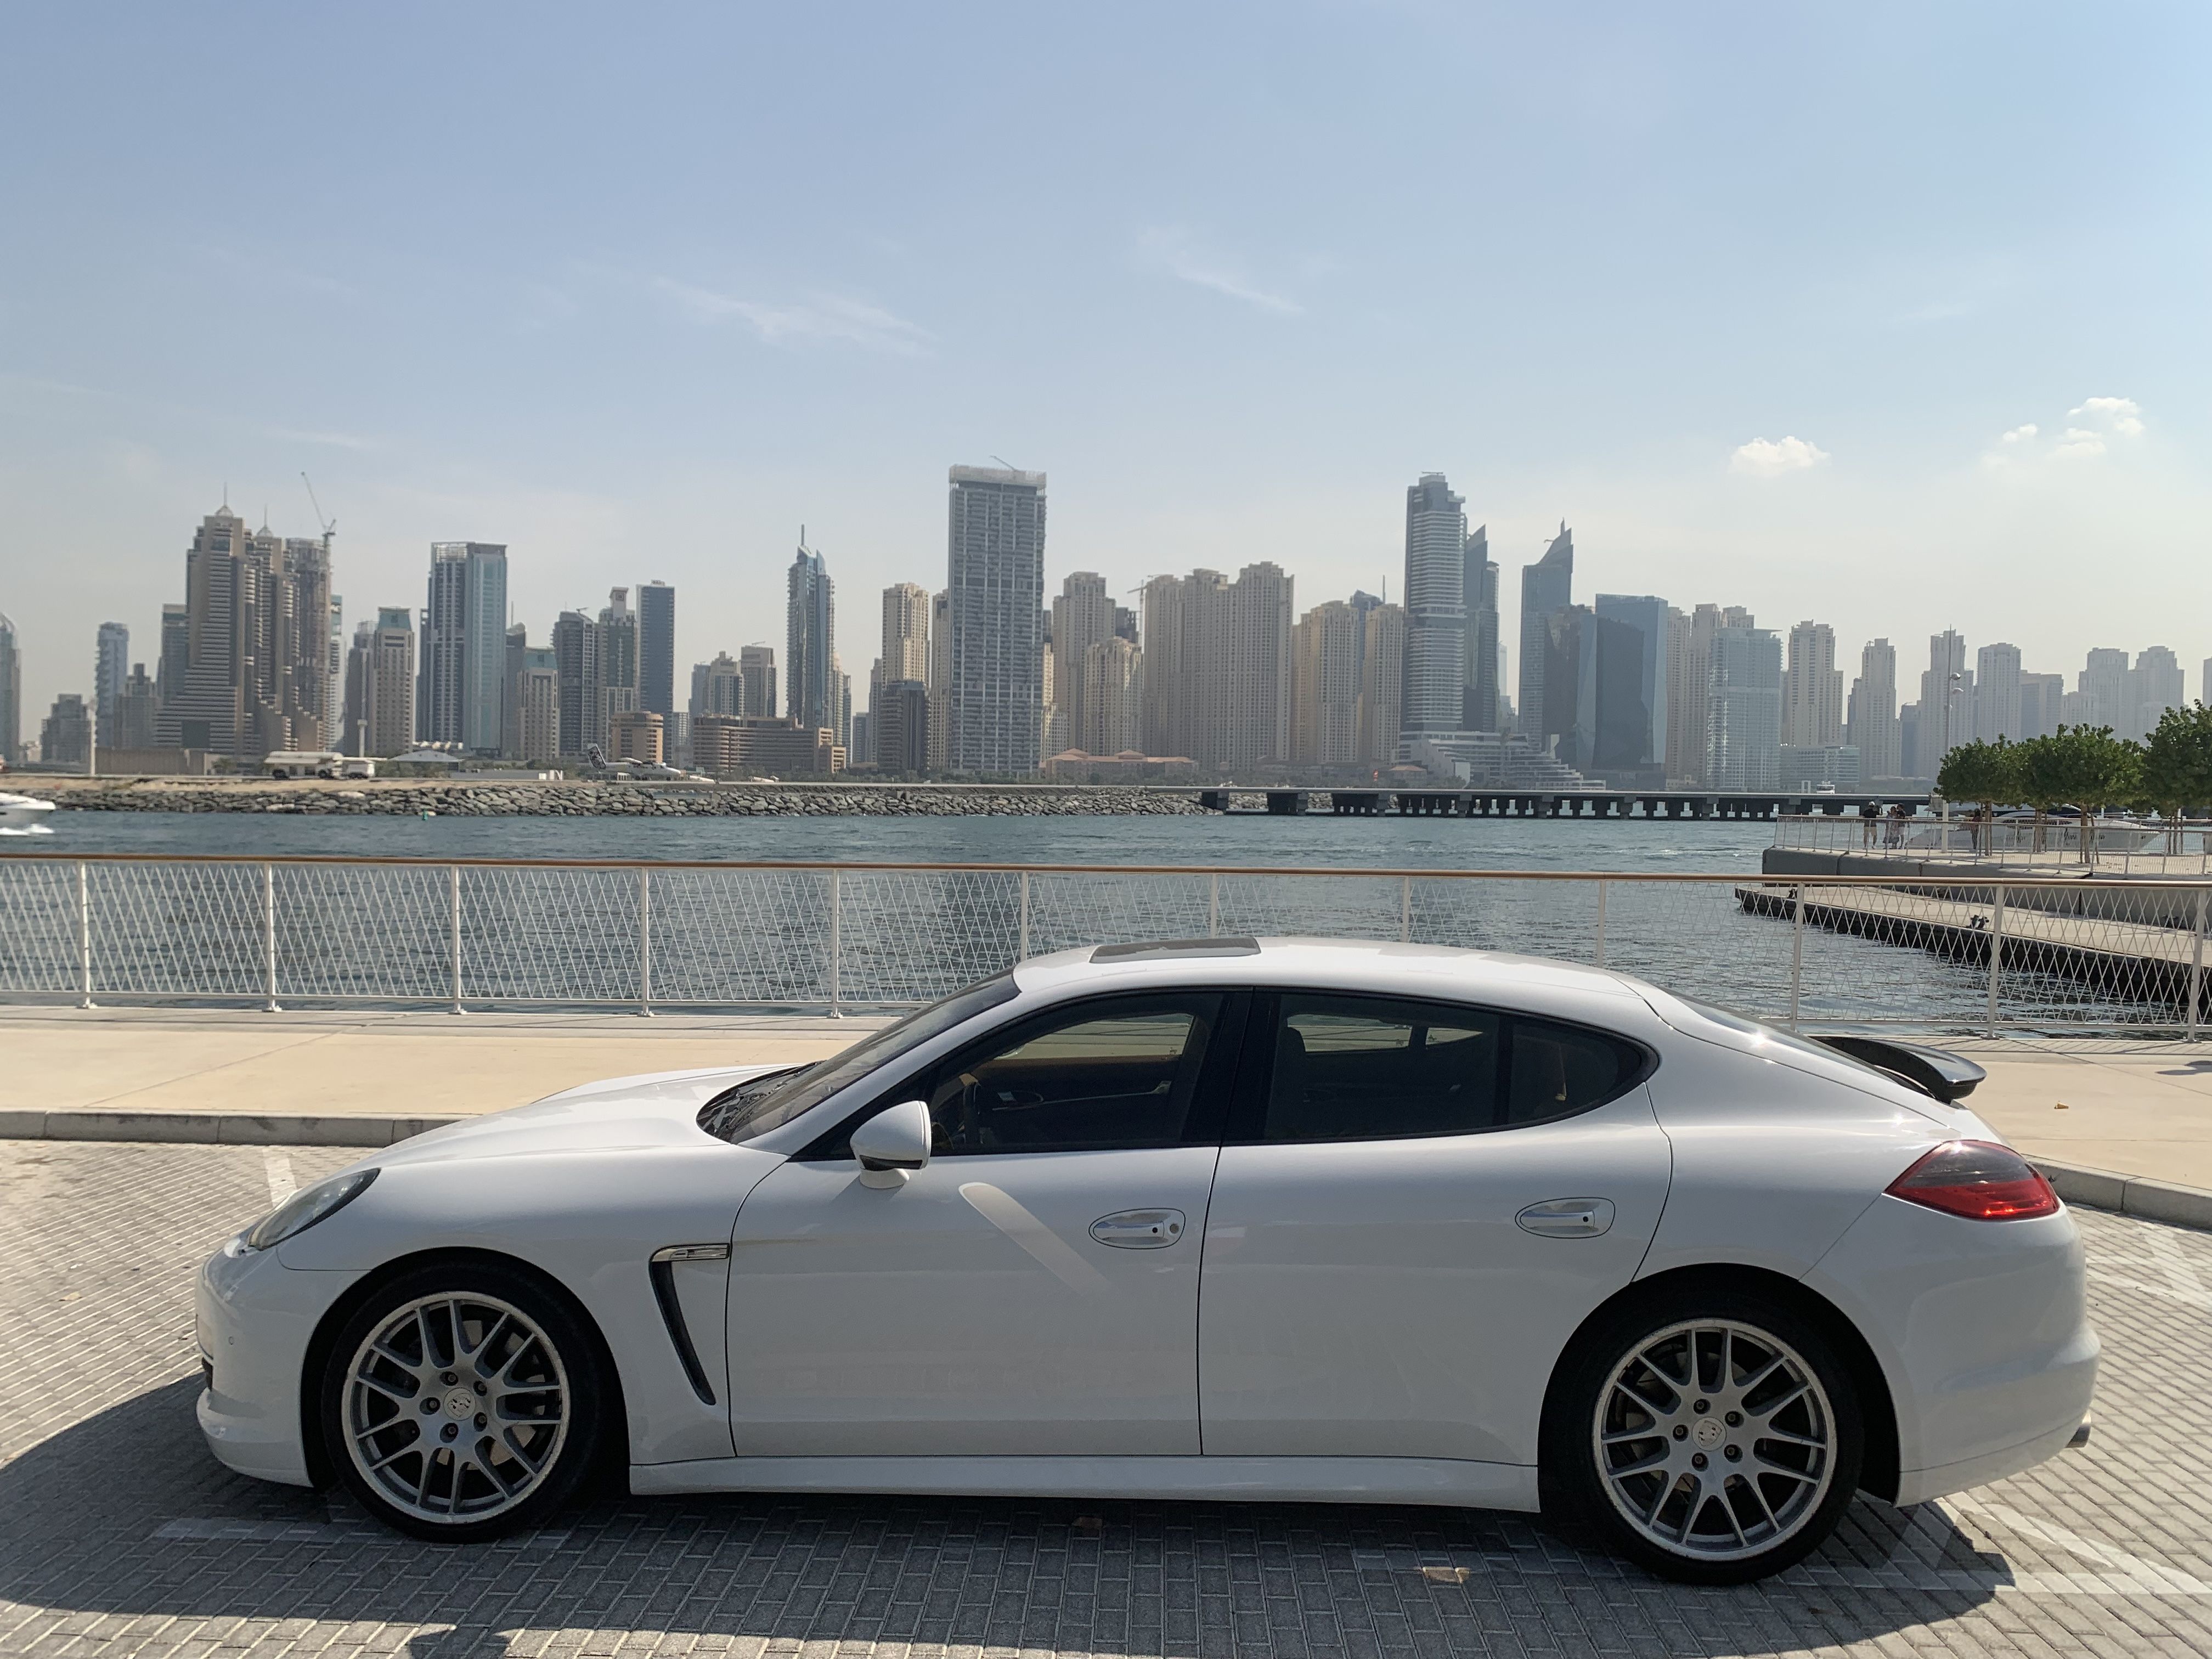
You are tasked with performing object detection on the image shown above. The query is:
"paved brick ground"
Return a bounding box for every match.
[3,1138,2207,1659]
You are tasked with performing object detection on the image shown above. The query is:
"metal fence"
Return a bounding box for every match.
[1,853,2207,1036]
[1774,813,2211,872]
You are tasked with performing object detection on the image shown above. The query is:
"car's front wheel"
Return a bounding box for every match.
[320,1261,608,1541]
[1544,1286,1863,1584]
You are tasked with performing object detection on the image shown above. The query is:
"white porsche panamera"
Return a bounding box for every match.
[195,938,2096,1584]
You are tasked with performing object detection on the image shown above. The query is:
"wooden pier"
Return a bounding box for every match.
[1196,789,1931,821]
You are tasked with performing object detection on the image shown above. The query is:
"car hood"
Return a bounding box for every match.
[374,1063,792,1167]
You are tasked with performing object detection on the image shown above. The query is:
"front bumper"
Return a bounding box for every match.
[195,1235,363,1487]
[1807,1193,2098,1499]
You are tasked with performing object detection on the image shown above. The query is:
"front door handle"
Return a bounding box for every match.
[1089,1209,1186,1249]
[1515,1198,1616,1238]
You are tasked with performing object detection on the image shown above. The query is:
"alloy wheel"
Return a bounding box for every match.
[1591,1318,1835,1562]
[341,1291,571,1524]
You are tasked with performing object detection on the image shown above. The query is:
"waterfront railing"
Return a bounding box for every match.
[2,853,2208,1037]
[1774,813,2212,873]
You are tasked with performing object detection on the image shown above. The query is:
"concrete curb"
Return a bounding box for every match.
[2032,1157,2212,1232]
[0,1109,458,1148]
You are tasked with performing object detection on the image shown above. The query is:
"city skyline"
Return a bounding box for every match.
[5,5,2208,736]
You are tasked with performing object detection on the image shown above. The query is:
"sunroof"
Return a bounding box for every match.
[1091,938,1262,962]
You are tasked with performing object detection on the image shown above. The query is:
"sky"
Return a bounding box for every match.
[4,1,2209,730]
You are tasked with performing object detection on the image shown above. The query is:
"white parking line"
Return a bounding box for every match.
[261,1149,295,1209]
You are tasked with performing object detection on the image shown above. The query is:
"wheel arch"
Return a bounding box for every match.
[297,1246,631,1492]
[1541,1262,1901,1504]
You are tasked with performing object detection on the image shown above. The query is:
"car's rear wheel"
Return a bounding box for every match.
[320,1261,607,1541]
[1544,1286,1862,1584]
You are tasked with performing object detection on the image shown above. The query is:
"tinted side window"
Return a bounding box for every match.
[916,993,1224,1155]
[1505,1018,1636,1125]
[1265,994,1502,1142]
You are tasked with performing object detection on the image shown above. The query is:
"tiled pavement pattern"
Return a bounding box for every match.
[3,1142,2209,1659]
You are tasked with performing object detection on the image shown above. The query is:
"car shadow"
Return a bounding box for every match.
[0,1378,2011,1656]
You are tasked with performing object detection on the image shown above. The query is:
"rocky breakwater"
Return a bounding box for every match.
[16,779,1211,818]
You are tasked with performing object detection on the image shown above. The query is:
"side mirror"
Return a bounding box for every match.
[850,1100,933,1189]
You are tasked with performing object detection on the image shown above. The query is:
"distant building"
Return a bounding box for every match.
[2132,647,2184,741]
[1292,601,1363,765]
[1400,473,1468,741]
[342,607,418,757]
[872,582,931,765]
[1083,636,1143,758]
[1539,604,1588,765]
[1577,595,1668,785]
[1665,604,1752,786]
[155,603,188,709]
[552,610,602,757]
[503,626,559,764]
[0,610,19,764]
[1974,642,2023,743]
[2018,671,2064,742]
[112,664,157,751]
[945,466,1046,775]
[738,645,777,724]
[1920,631,1972,770]
[874,679,929,776]
[786,543,836,731]
[1850,639,1902,781]
[691,715,843,777]
[691,653,744,718]
[1138,563,1292,776]
[609,709,664,765]
[419,543,507,753]
[156,507,332,757]
[1517,523,1573,747]
[1051,572,1114,761]
[599,588,639,739]
[42,693,92,769]
[1464,526,1500,733]
[1357,602,1406,768]
[95,622,129,733]
[1706,625,1782,791]
[1781,744,1862,791]
[1783,622,1844,749]
[637,581,676,716]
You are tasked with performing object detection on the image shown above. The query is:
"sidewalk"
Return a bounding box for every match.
[2,1006,2208,1224]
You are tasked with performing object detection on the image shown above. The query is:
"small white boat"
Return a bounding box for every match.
[0,792,57,836]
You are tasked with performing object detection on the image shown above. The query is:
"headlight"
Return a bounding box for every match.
[245,1169,378,1250]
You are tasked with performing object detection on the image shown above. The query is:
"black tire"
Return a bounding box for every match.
[319,1260,608,1542]
[1541,1283,1863,1585]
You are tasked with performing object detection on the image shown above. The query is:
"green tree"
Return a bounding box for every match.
[2021,725,2142,865]
[2137,702,2212,854]
[1936,738,2021,854]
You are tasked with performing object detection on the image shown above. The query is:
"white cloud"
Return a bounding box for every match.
[1729,435,1831,477]
[2052,427,2107,460]
[651,279,934,355]
[2001,424,2037,443]
[1137,228,1302,315]
[2070,396,2145,438]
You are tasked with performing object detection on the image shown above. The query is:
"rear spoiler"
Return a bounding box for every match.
[1808,1035,1986,1104]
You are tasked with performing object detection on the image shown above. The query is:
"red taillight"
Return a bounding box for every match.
[1886,1139,2060,1221]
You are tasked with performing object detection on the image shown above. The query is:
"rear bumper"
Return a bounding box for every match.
[1807,1195,2098,1488]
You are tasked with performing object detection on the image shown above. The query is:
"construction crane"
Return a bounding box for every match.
[300,473,336,550]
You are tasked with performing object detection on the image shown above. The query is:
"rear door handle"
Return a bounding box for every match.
[1515,1198,1615,1238]
[1090,1209,1186,1249]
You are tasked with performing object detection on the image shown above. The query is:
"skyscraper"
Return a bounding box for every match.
[1291,601,1362,765]
[1973,642,2023,743]
[1400,474,1467,742]
[552,610,603,757]
[599,587,639,731]
[1052,572,1115,759]
[637,581,676,716]
[739,645,777,725]
[1707,624,1782,790]
[1137,565,1294,773]
[2018,672,2064,741]
[691,653,744,718]
[1517,523,1573,745]
[945,466,1046,775]
[2075,648,2128,731]
[112,664,157,751]
[1463,526,1499,733]
[419,543,507,753]
[1781,622,1844,749]
[786,541,836,731]
[1082,636,1143,757]
[1921,631,1972,768]
[1579,595,1668,781]
[1139,573,1186,760]
[872,582,931,765]
[2131,647,2184,741]
[341,607,417,756]
[1851,639,1901,781]
[0,610,19,764]
[157,506,255,754]
[94,622,129,733]
[42,694,92,770]
[1357,602,1406,767]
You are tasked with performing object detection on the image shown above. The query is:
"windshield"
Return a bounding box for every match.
[697,973,1019,1143]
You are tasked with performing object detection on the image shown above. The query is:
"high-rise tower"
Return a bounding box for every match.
[786,540,836,731]
[638,581,676,716]
[1399,473,1466,742]
[945,466,1046,775]
[1517,524,1573,746]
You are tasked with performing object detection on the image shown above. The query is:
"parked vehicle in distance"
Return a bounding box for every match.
[196,939,2096,1583]
[264,751,347,780]
[338,757,376,780]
